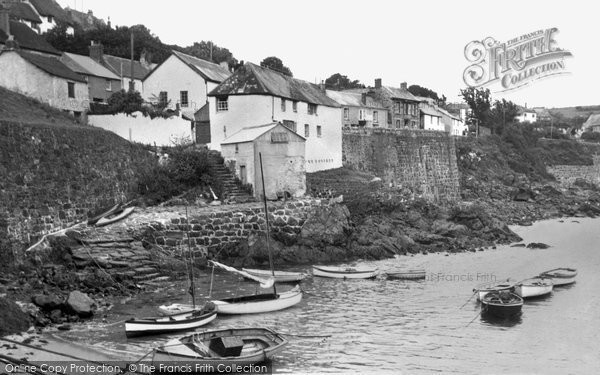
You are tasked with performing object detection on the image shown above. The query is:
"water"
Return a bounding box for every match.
[45,218,600,373]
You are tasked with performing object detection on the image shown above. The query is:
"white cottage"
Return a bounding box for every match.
[142,50,231,113]
[221,123,306,199]
[208,63,343,173]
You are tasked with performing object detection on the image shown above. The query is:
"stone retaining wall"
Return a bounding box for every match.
[548,155,600,185]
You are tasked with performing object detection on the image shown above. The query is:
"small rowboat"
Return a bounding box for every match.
[481,291,523,318]
[538,268,577,286]
[242,268,307,283]
[473,279,517,301]
[515,277,553,298]
[212,285,302,315]
[312,265,378,279]
[95,206,134,227]
[125,303,217,338]
[152,327,287,370]
[386,269,426,280]
[87,203,121,225]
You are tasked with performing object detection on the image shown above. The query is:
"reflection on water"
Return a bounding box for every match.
[48,218,600,373]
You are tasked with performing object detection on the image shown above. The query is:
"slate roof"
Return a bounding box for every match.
[420,107,442,117]
[221,123,306,145]
[583,114,600,129]
[145,50,230,84]
[10,2,42,23]
[437,106,461,121]
[381,86,419,101]
[210,63,340,108]
[326,90,385,108]
[64,8,105,31]
[0,21,60,55]
[102,54,153,81]
[60,52,120,80]
[18,51,86,82]
[28,0,70,23]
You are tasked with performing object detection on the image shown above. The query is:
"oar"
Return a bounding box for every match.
[459,290,478,309]
[465,310,482,327]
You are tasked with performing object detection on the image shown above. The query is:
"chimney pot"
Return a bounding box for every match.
[89,42,104,62]
[401,82,407,90]
[375,78,382,89]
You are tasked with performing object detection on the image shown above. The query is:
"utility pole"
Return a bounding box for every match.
[129,31,135,92]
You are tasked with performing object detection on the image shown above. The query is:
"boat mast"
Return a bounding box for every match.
[259,153,277,296]
[186,205,196,309]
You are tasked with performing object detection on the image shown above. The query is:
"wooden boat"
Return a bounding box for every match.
[538,268,577,286]
[212,285,302,315]
[480,291,523,318]
[386,269,426,280]
[151,327,287,369]
[87,203,121,225]
[312,265,378,279]
[95,206,134,227]
[242,268,307,283]
[515,277,553,298]
[473,278,517,301]
[125,304,217,338]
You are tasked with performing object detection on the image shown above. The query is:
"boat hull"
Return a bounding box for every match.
[474,279,517,301]
[242,268,306,283]
[312,266,378,279]
[515,278,554,298]
[96,207,134,227]
[125,309,217,337]
[386,270,426,280]
[481,292,523,318]
[539,268,577,286]
[212,286,302,315]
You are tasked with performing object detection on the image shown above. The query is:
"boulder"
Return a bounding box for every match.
[0,297,31,335]
[32,294,64,311]
[65,291,95,318]
[513,187,535,202]
[299,204,352,247]
[526,242,550,249]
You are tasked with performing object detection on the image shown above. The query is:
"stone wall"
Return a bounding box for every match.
[548,155,600,185]
[0,120,156,248]
[138,199,321,257]
[342,128,460,202]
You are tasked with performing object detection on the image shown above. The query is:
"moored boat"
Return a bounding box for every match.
[125,303,217,338]
[538,268,577,286]
[473,279,517,301]
[480,291,523,318]
[313,265,378,279]
[212,286,302,315]
[151,327,288,370]
[95,206,134,227]
[515,277,553,298]
[87,203,122,225]
[242,268,307,283]
[386,269,426,280]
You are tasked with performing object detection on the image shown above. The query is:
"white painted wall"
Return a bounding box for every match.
[210,94,342,172]
[142,55,209,112]
[422,114,444,131]
[88,112,193,146]
[516,112,537,123]
[0,51,88,113]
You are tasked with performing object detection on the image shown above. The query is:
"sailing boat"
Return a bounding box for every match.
[125,207,217,337]
[208,153,302,314]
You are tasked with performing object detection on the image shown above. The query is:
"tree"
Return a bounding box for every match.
[408,84,446,105]
[260,56,293,77]
[173,41,238,70]
[460,87,492,133]
[324,73,364,91]
[488,99,519,135]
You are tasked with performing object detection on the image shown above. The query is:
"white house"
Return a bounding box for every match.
[515,107,537,123]
[208,62,343,173]
[27,0,74,35]
[221,123,306,199]
[142,50,231,114]
[420,107,444,131]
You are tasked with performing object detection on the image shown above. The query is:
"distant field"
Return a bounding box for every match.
[548,105,600,119]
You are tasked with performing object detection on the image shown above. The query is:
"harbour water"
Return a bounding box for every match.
[38,217,600,373]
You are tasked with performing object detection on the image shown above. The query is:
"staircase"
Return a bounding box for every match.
[207,150,255,203]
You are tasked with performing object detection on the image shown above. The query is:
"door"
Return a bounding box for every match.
[239,165,247,184]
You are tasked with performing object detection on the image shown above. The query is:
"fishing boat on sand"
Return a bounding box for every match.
[515,277,553,298]
[386,269,426,280]
[538,268,577,286]
[151,327,288,369]
[480,291,523,318]
[473,279,518,301]
[125,304,217,338]
[312,265,378,279]
[242,268,307,283]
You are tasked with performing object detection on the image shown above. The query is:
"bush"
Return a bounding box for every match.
[581,131,600,142]
[89,90,143,115]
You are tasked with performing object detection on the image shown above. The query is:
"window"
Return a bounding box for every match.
[359,109,365,121]
[343,108,349,120]
[308,103,317,115]
[281,98,286,112]
[217,96,228,112]
[271,132,289,143]
[48,16,53,23]
[304,124,309,138]
[395,119,401,128]
[282,120,297,133]
[235,144,239,154]
[373,111,379,123]
[180,91,189,107]
[387,111,392,124]
[67,82,75,98]
[159,91,168,107]
[292,101,298,112]
[317,125,322,137]
[105,80,112,91]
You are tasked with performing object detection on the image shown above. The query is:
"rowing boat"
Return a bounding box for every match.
[125,304,217,338]
[538,268,577,286]
[95,206,134,227]
[515,277,553,298]
[242,268,307,283]
[481,291,523,318]
[386,269,426,280]
[473,279,517,301]
[312,265,378,279]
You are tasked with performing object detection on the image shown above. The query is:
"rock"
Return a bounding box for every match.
[57,324,71,331]
[526,242,550,249]
[32,294,64,311]
[432,220,468,237]
[513,187,535,202]
[299,204,351,247]
[0,297,31,335]
[49,309,63,324]
[510,243,526,247]
[65,291,95,318]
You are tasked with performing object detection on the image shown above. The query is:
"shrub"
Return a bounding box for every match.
[581,131,600,142]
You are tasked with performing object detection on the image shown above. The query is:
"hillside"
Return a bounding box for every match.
[549,105,600,120]
[0,86,82,126]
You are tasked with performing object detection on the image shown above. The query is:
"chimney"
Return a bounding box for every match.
[140,50,151,69]
[375,78,382,89]
[0,3,10,37]
[3,34,19,51]
[219,61,229,71]
[361,93,367,105]
[400,82,407,90]
[87,10,93,16]
[89,41,104,62]
[319,81,326,92]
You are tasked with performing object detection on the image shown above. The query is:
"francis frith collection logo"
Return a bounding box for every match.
[463,28,573,92]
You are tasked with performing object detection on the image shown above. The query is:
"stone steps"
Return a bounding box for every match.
[206,151,253,202]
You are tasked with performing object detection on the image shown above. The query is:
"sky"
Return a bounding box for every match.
[56,0,598,108]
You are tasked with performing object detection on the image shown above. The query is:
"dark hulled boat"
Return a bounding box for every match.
[481,291,523,318]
